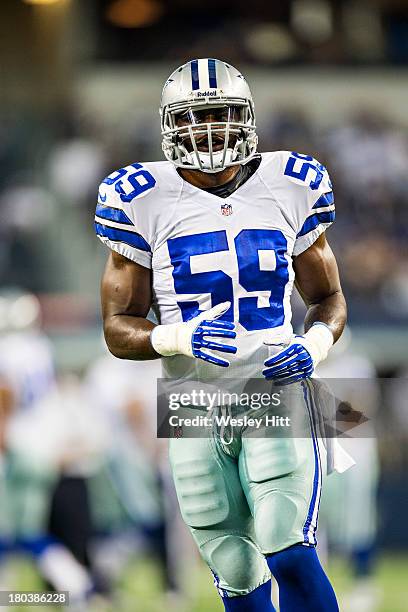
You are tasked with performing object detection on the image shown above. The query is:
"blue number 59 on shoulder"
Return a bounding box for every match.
[103,163,156,202]
[284,152,327,191]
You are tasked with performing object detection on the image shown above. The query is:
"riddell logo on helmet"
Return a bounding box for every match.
[195,90,218,97]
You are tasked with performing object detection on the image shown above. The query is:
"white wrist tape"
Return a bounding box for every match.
[150,322,192,357]
[150,301,231,359]
[303,322,334,366]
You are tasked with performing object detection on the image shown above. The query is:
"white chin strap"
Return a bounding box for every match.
[184,148,235,173]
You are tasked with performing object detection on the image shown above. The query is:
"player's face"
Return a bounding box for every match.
[175,105,244,153]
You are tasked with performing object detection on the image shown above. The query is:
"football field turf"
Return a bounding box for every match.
[6,553,408,611]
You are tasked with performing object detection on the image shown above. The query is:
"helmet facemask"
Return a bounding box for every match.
[161,100,257,173]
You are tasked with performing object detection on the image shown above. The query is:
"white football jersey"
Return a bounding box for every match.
[95,151,334,381]
[0,330,56,410]
[0,330,59,462]
[84,350,161,432]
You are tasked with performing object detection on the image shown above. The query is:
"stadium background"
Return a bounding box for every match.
[1,0,408,610]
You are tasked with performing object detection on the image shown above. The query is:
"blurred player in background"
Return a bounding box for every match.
[0,290,93,606]
[96,59,348,611]
[317,328,381,612]
[83,350,190,609]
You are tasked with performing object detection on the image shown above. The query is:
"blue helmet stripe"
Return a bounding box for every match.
[208,58,217,88]
[190,60,199,90]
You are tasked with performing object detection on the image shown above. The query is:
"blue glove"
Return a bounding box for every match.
[151,301,237,367]
[192,317,236,367]
[263,336,314,383]
[263,324,334,383]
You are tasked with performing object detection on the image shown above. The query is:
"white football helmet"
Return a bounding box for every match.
[160,58,257,173]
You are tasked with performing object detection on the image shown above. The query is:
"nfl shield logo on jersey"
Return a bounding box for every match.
[221,202,233,216]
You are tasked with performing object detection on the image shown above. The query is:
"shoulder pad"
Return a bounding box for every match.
[98,162,157,206]
[281,151,331,192]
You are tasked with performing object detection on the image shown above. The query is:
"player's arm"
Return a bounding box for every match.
[263,233,346,382]
[293,232,346,342]
[101,251,156,360]
[101,251,237,366]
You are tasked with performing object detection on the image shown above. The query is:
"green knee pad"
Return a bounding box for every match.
[169,438,270,597]
[253,487,308,553]
[200,534,270,598]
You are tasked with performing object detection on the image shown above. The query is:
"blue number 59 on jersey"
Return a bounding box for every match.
[168,229,289,331]
[102,163,156,202]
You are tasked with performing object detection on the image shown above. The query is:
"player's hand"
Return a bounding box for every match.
[262,323,334,383]
[263,335,314,383]
[150,302,237,367]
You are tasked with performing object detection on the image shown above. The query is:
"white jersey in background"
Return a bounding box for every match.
[316,341,380,562]
[0,330,62,463]
[85,349,160,411]
[84,352,164,525]
[95,151,334,381]
[0,330,56,412]
[84,350,161,439]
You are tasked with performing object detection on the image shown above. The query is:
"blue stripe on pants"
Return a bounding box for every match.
[302,382,322,545]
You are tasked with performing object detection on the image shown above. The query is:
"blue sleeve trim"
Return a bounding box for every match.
[95,203,133,225]
[312,191,334,209]
[95,222,151,252]
[297,211,335,238]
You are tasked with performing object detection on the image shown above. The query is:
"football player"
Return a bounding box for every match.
[95,59,347,611]
[317,329,380,612]
[0,290,93,603]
